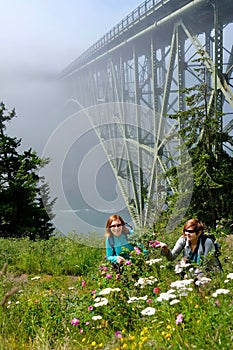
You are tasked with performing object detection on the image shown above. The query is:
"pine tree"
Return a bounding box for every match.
[0,102,55,239]
[166,66,233,229]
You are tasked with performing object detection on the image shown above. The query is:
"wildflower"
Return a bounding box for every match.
[134,247,141,254]
[147,299,152,303]
[153,287,161,294]
[115,331,123,338]
[85,321,90,325]
[31,276,41,280]
[92,290,97,294]
[170,279,194,289]
[215,300,220,307]
[148,240,160,248]
[81,280,86,287]
[212,288,230,297]
[88,305,93,311]
[80,328,83,333]
[71,318,80,326]
[170,299,180,305]
[99,287,120,295]
[106,274,112,279]
[175,313,183,324]
[127,295,148,303]
[116,273,121,279]
[226,272,233,279]
[94,297,108,307]
[134,276,157,288]
[141,307,156,316]
[92,315,102,320]
[146,258,163,265]
[68,286,75,290]
[82,338,86,342]
[195,277,211,286]
[125,260,131,265]
[91,341,97,346]
[157,292,176,301]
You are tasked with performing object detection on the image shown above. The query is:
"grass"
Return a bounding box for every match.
[0,227,232,350]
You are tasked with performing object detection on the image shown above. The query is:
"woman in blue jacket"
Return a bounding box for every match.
[105,214,134,265]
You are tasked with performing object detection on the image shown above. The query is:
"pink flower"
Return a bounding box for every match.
[125,260,131,265]
[115,331,123,338]
[147,299,152,303]
[149,240,160,248]
[116,273,121,279]
[106,274,112,279]
[215,300,220,307]
[92,290,97,294]
[88,305,93,311]
[176,313,183,324]
[81,280,86,287]
[153,287,161,294]
[103,266,109,271]
[71,318,80,326]
[85,321,90,325]
[134,247,141,254]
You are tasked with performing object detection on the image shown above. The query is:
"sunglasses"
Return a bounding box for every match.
[184,229,197,233]
[109,224,122,228]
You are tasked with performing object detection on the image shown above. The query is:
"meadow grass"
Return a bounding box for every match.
[0,228,232,350]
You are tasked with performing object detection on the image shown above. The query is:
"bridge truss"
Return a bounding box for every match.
[61,0,233,228]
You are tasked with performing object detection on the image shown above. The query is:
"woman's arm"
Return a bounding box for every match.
[159,236,186,261]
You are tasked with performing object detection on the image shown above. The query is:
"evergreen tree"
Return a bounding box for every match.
[166,67,233,229]
[0,102,55,239]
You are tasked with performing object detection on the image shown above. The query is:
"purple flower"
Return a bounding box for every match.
[103,266,109,271]
[81,280,86,287]
[125,260,131,265]
[175,313,183,324]
[134,247,141,254]
[106,274,112,279]
[88,305,93,311]
[71,317,80,326]
[85,321,90,325]
[115,330,123,338]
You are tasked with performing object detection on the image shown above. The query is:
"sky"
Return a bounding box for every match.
[0,0,142,151]
[0,0,142,236]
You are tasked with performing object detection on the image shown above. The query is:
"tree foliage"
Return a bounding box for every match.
[166,68,233,229]
[0,102,55,239]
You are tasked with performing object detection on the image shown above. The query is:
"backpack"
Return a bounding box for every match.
[200,234,221,257]
[200,234,222,271]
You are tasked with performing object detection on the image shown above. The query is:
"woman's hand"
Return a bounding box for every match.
[117,256,125,264]
[154,241,169,255]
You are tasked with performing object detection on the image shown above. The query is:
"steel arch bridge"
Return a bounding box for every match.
[61,0,233,228]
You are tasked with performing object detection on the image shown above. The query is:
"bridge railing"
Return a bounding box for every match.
[84,0,162,57]
[64,0,171,73]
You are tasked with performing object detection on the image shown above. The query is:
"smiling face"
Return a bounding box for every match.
[109,219,123,237]
[184,225,201,244]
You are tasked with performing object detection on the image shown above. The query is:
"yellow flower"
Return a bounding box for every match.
[98,344,103,348]
[122,344,127,348]
[81,338,86,343]
[196,320,201,324]
[91,341,96,346]
[195,304,199,308]
[129,335,135,340]
[165,333,172,340]
[167,324,172,330]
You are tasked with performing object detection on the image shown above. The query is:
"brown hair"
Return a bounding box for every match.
[105,214,129,237]
[182,218,204,236]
